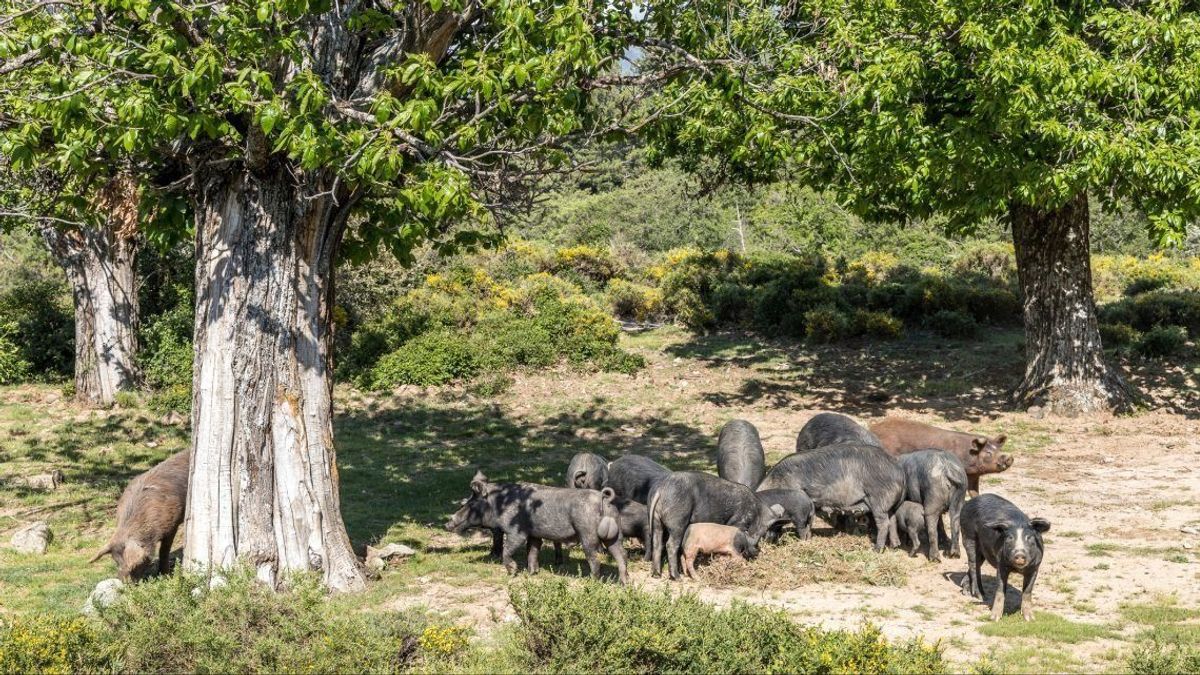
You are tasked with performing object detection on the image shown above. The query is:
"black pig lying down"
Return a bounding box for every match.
[757,443,904,552]
[960,494,1050,621]
[898,449,968,562]
[605,454,671,504]
[717,419,766,489]
[648,471,785,580]
[566,452,609,490]
[446,471,628,584]
[795,412,883,452]
[754,488,815,542]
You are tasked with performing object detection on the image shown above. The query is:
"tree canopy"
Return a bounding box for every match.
[643,0,1200,242]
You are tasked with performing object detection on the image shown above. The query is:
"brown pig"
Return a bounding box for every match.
[90,450,189,581]
[681,523,756,578]
[869,418,1011,496]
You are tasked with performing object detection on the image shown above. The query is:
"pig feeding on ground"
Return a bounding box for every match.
[960,494,1050,621]
[445,471,628,583]
[90,450,189,581]
[754,488,815,542]
[647,471,785,580]
[795,412,882,451]
[870,417,1012,495]
[898,449,967,561]
[716,419,766,489]
[604,454,671,504]
[566,452,609,490]
[758,443,904,552]
[682,523,756,578]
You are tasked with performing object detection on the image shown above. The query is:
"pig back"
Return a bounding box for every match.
[759,443,903,512]
[716,420,766,489]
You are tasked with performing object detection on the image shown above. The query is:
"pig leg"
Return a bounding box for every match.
[869,506,891,553]
[906,523,921,557]
[967,474,980,497]
[606,538,629,585]
[490,529,504,559]
[666,530,685,580]
[923,508,942,563]
[683,545,696,579]
[553,542,563,565]
[501,532,526,575]
[1019,567,1039,622]
[946,494,964,558]
[526,537,542,575]
[579,535,602,579]
[158,528,177,575]
[795,516,811,541]
[886,516,901,549]
[990,566,1010,621]
[963,535,983,599]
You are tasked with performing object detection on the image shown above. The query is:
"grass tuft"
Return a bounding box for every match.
[976,612,1114,643]
[693,533,917,589]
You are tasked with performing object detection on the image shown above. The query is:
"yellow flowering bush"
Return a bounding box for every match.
[418,625,470,656]
[0,616,110,674]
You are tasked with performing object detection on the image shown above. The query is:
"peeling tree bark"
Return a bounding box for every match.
[41,222,139,407]
[183,167,365,592]
[1010,192,1134,415]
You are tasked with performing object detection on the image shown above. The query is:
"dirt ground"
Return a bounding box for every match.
[380,329,1200,671]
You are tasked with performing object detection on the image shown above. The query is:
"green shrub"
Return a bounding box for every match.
[605,278,662,321]
[369,331,480,388]
[1136,326,1188,359]
[1125,275,1173,297]
[0,614,113,673]
[963,287,1021,324]
[710,282,753,324]
[510,578,945,674]
[853,310,904,339]
[99,571,428,673]
[1099,323,1140,350]
[467,373,515,397]
[140,288,194,395]
[0,320,31,385]
[593,347,646,374]
[148,383,192,414]
[951,241,1017,283]
[1128,640,1200,675]
[0,276,73,380]
[804,305,852,343]
[1130,291,1200,333]
[928,310,977,339]
[114,391,140,409]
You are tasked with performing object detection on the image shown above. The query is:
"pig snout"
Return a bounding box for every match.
[1010,551,1028,569]
[999,454,1014,469]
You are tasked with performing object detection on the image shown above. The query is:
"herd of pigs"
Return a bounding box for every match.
[91,413,1049,622]
[444,413,1050,621]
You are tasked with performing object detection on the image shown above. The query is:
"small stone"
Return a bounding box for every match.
[145,440,160,448]
[1184,542,1194,550]
[21,470,64,491]
[367,556,386,572]
[365,543,417,570]
[1181,526,1200,535]
[10,521,51,554]
[83,579,123,615]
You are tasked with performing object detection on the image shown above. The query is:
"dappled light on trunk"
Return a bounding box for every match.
[1010,193,1134,415]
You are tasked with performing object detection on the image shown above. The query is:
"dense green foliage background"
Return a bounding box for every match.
[1,154,1197,406]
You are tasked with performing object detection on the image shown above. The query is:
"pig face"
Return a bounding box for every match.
[969,435,1013,475]
[445,473,495,533]
[992,518,1049,571]
[109,541,153,581]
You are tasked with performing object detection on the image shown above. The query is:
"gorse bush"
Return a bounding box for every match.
[0,275,73,381]
[369,330,481,388]
[509,578,945,674]
[139,287,194,412]
[0,320,31,385]
[1136,326,1189,359]
[928,310,978,339]
[1128,640,1200,675]
[0,615,113,674]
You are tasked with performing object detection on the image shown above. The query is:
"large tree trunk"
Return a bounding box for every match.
[1010,192,1133,415]
[41,223,140,406]
[182,167,365,592]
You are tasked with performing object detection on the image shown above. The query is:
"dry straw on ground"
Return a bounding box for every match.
[694,532,919,590]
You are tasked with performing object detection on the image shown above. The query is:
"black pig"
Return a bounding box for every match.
[795,412,882,452]
[960,494,1050,621]
[898,449,967,561]
[717,419,766,489]
[566,452,609,490]
[605,454,671,504]
[754,488,815,542]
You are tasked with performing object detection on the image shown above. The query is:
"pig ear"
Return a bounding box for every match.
[88,543,113,564]
[989,523,1008,535]
[994,435,1007,447]
[971,438,987,454]
[1030,518,1050,533]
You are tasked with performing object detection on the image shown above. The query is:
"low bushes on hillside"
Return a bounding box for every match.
[510,578,945,673]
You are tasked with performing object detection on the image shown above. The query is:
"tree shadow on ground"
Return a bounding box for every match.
[667,329,1200,421]
[335,394,714,549]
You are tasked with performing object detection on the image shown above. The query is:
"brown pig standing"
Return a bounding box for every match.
[869,418,1012,495]
[90,450,189,581]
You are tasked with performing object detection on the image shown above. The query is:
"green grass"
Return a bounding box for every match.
[1121,596,1200,626]
[1086,542,1120,557]
[972,644,1083,674]
[977,612,1115,644]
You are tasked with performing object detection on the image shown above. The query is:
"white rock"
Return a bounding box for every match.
[365,543,417,570]
[1181,526,1200,535]
[20,471,64,491]
[83,578,123,615]
[10,521,51,554]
